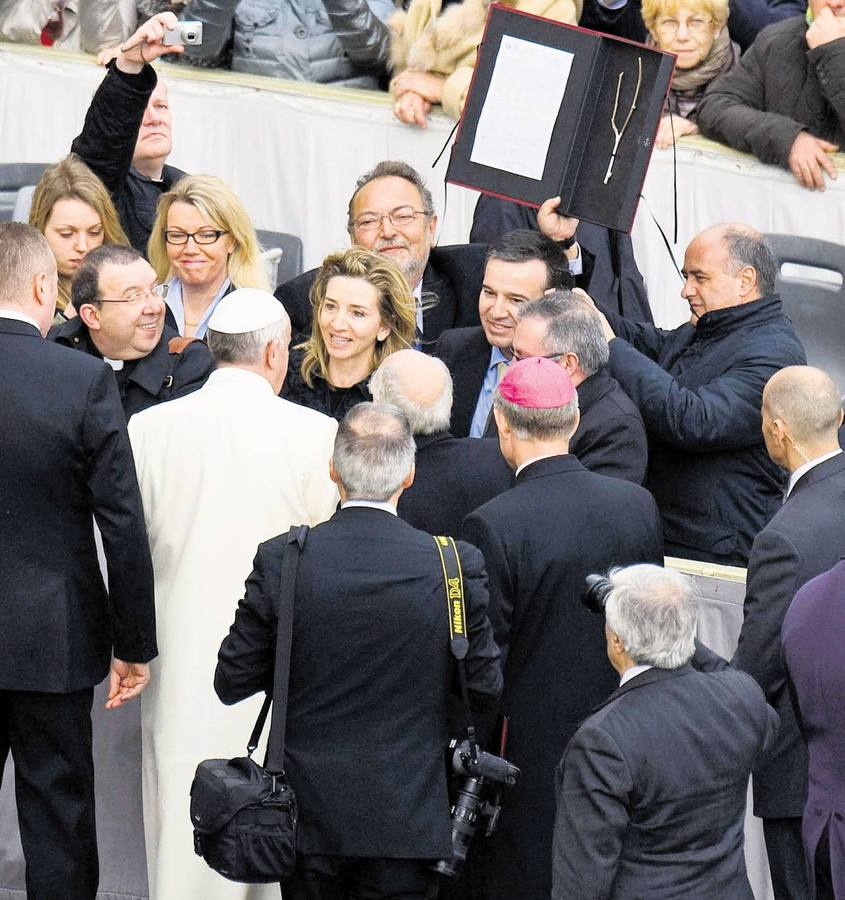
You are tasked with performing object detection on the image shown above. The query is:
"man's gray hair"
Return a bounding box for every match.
[722,228,778,296]
[604,564,698,669]
[347,160,435,227]
[206,316,289,365]
[519,292,610,375]
[0,222,55,308]
[493,390,579,441]
[368,356,453,435]
[333,402,416,501]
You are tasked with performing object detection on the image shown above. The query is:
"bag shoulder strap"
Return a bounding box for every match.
[433,535,478,757]
[246,525,309,772]
[162,335,199,393]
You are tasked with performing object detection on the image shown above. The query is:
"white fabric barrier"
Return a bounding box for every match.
[667,558,773,900]
[2,43,845,329]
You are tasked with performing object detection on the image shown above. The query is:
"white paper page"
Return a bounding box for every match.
[470,36,574,181]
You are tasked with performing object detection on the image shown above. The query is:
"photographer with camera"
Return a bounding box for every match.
[553,564,778,899]
[461,357,663,900]
[71,12,187,253]
[215,402,502,899]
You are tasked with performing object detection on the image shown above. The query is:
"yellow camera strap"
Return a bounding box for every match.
[434,535,477,756]
[434,535,469,660]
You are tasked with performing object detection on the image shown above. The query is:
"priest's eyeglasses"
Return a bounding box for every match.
[164,229,229,245]
[100,284,169,305]
[350,207,429,233]
[655,16,712,36]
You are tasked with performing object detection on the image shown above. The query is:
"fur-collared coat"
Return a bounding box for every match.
[389,0,581,118]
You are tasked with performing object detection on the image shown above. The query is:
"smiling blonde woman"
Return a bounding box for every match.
[282,247,417,419]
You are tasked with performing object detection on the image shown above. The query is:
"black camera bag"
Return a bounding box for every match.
[190,525,308,883]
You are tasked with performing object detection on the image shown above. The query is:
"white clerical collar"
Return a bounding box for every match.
[515,453,558,478]
[620,664,653,686]
[103,357,124,371]
[0,308,40,330]
[786,449,842,499]
[341,500,397,516]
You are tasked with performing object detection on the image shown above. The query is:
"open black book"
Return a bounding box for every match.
[446,4,675,232]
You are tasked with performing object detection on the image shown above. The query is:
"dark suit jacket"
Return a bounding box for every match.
[462,455,664,900]
[782,558,845,897]
[397,432,512,536]
[571,367,648,484]
[274,243,487,347]
[734,452,845,818]
[435,326,491,438]
[49,318,214,420]
[552,665,778,899]
[0,317,156,692]
[215,507,502,859]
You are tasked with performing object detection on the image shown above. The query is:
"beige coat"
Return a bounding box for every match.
[128,367,339,900]
[390,0,582,118]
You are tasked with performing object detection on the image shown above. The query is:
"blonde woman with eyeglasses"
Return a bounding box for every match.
[642,0,738,148]
[148,175,269,339]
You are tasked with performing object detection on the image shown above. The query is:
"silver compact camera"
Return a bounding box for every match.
[163,22,203,46]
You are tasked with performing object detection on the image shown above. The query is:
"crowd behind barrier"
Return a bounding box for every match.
[2,44,845,330]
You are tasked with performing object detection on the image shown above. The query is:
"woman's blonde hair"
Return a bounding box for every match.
[641,0,728,32]
[147,174,269,292]
[300,248,417,389]
[29,154,129,311]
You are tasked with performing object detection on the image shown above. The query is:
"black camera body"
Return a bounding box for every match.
[432,739,520,879]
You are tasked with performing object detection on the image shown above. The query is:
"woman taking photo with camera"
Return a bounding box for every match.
[29,154,129,323]
[283,247,416,419]
[147,174,269,338]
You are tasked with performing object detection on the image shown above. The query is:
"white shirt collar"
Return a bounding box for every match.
[0,308,40,330]
[786,449,843,499]
[341,500,397,516]
[620,664,653,686]
[515,453,559,478]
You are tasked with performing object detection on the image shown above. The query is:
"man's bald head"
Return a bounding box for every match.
[682,223,778,316]
[369,349,453,436]
[763,366,843,446]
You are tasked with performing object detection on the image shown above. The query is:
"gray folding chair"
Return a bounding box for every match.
[255,229,304,289]
[766,233,845,390]
[0,163,50,222]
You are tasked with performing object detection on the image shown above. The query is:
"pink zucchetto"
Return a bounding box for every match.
[498,357,577,408]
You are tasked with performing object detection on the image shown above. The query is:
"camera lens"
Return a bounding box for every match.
[185,30,197,41]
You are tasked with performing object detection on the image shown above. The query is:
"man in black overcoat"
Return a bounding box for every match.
[215,402,502,899]
[512,291,647,483]
[49,245,213,419]
[461,358,664,900]
[553,564,778,899]
[587,224,807,565]
[71,13,187,254]
[435,230,574,438]
[0,224,157,898]
[369,349,512,536]
[734,365,845,899]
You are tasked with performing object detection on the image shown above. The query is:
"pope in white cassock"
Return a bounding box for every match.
[128,289,340,900]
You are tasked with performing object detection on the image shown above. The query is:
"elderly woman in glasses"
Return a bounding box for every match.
[644,0,738,148]
[282,247,417,419]
[148,175,269,338]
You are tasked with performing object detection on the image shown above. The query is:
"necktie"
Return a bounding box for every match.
[484,361,510,434]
